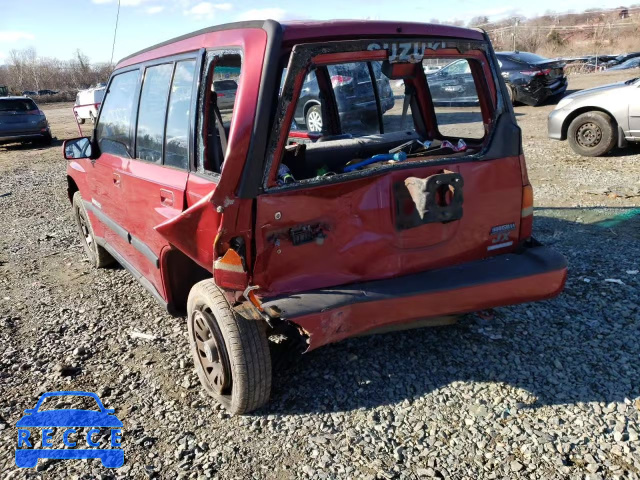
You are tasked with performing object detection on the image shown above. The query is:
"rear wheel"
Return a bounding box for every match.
[72,192,114,268]
[77,117,86,125]
[187,280,272,414]
[305,104,322,133]
[567,111,616,157]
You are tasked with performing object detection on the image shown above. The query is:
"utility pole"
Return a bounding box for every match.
[512,18,519,51]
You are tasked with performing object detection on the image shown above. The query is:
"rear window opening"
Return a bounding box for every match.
[268,39,497,188]
[0,99,38,112]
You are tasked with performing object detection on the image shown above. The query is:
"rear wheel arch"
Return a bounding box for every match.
[160,247,212,316]
[561,106,617,140]
[303,100,321,119]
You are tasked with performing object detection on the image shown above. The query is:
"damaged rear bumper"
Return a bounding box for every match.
[515,78,567,106]
[262,244,567,351]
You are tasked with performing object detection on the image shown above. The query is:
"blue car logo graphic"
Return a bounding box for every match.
[15,391,123,468]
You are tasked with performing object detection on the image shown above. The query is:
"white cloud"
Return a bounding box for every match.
[185,2,233,19]
[0,31,35,43]
[236,7,287,21]
[146,5,165,14]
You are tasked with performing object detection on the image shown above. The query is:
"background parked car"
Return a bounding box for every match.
[22,90,37,96]
[427,52,567,106]
[0,96,52,146]
[495,51,567,106]
[602,52,640,69]
[74,86,105,124]
[608,57,640,71]
[37,89,58,96]
[548,77,640,156]
[427,59,480,105]
[213,79,237,111]
[293,62,395,132]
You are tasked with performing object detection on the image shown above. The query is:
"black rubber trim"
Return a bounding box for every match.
[262,245,566,319]
[236,20,284,198]
[480,30,523,159]
[84,201,159,268]
[95,237,168,311]
[117,21,268,65]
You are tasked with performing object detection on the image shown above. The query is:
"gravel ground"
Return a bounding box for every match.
[0,71,639,479]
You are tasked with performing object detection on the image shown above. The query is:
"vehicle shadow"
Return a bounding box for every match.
[604,142,640,157]
[0,138,62,151]
[266,208,640,415]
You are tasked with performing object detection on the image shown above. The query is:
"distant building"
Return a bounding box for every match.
[619,7,629,19]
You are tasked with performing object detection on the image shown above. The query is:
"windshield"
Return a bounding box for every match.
[0,99,38,112]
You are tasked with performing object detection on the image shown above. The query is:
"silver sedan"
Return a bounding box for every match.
[548,77,640,156]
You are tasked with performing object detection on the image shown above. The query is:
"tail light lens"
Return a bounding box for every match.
[217,93,225,97]
[330,75,353,87]
[520,69,551,76]
[520,184,534,240]
[27,109,44,115]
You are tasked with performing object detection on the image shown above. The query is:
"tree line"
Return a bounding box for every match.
[0,48,112,97]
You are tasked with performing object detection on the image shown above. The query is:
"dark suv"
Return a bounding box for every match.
[294,62,395,132]
[0,97,52,145]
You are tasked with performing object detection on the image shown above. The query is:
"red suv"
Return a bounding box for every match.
[63,20,567,414]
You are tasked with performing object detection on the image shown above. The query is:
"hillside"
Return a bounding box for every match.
[472,5,640,57]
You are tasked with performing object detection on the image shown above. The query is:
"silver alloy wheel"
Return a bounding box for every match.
[306,109,322,132]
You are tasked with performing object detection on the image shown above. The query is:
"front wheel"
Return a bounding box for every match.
[187,280,272,414]
[72,192,114,268]
[567,111,616,157]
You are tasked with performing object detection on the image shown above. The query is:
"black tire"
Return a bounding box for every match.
[77,117,86,125]
[305,104,323,133]
[40,133,53,146]
[187,280,272,414]
[72,192,114,268]
[567,111,616,157]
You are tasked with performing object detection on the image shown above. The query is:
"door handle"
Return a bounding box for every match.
[160,189,174,207]
[113,173,121,187]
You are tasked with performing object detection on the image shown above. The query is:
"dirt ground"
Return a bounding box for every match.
[0,71,639,479]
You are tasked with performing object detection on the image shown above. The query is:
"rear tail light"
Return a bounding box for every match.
[520,184,534,240]
[330,75,353,87]
[518,154,533,241]
[217,93,225,97]
[27,109,44,115]
[519,69,551,76]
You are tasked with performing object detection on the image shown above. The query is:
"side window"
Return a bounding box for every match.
[164,60,196,169]
[200,52,242,174]
[136,63,173,163]
[96,70,139,158]
[427,58,485,139]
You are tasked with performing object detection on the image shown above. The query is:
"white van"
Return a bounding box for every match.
[74,86,105,124]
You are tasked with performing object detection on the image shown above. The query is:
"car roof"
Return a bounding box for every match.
[117,19,486,69]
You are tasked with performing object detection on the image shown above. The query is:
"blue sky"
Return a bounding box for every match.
[0,0,625,64]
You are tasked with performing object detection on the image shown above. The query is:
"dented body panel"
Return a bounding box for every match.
[254,156,524,297]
